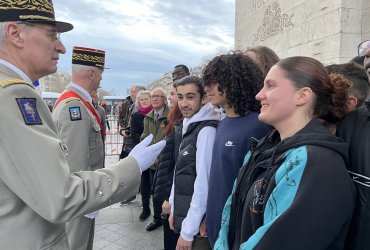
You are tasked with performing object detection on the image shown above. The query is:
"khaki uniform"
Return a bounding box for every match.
[52,84,105,249]
[0,65,140,249]
[53,85,105,172]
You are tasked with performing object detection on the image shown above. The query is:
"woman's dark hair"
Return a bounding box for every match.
[277,56,350,123]
[202,51,264,115]
[176,75,205,97]
[245,46,280,76]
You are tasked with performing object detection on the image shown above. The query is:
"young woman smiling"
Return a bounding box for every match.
[214,56,356,250]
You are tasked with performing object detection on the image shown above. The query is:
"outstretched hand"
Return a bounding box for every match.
[129,134,166,172]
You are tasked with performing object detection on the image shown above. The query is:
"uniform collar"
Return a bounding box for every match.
[0,59,32,83]
[68,82,92,102]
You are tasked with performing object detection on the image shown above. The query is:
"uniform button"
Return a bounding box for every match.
[98,191,103,197]
[59,142,69,159]
[120,183,124,190]
[108,178,112,184]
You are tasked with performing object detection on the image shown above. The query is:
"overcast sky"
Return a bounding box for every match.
[53,0,235,95]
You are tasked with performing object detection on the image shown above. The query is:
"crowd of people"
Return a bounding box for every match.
[1,1,370,250]
[113,42,370,250]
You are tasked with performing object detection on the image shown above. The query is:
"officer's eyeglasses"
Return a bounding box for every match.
[18,22,61,42]
[358,40,370,56]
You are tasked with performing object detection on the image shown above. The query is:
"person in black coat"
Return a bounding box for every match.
[119,91,153,205]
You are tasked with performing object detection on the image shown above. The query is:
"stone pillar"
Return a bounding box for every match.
[235,0,368,64]
[364,0,370,40]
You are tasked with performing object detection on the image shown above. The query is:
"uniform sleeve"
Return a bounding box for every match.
[180,126,216,241]
[0,85,141,223]
[53,100,91,172]
[241,146,355,250]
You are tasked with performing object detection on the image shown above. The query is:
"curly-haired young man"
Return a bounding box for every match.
[202,52,271,247]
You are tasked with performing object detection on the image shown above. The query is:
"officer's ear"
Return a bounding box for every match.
[89,69,94,80]
[6,22,24,48]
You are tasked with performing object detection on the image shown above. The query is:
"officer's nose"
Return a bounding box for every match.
[57,41,66,54]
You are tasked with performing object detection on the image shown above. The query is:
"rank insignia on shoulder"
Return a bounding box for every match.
[69,107,82,121]
[16,98,42,125]
[65,97,80,103]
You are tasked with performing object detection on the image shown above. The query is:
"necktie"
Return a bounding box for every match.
[154,112,160,124]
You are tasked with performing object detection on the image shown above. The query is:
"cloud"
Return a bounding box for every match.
[52,0,234,95]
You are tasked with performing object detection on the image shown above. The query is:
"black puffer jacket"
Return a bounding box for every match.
[153,122,182,204]
[173,120,218,232]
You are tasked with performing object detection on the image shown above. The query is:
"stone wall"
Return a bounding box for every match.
[363,0,370,41]
[235,0,368,65]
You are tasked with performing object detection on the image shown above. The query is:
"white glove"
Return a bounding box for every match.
[129,134,166,172]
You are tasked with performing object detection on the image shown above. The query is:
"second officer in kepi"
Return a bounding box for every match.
[53,46,107,250]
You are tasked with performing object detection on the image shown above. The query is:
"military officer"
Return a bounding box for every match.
[0,1,165,249]
[52,46,107,250]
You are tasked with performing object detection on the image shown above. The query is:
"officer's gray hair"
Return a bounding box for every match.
[0,22,32,46]
[72,64,98,74]
[0,22,7,45]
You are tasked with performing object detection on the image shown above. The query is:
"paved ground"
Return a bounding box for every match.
[93,198,163,250]
[93,156,164,250]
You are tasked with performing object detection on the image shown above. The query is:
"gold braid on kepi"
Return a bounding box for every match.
[0,0,73,33]
[72,46,106,70]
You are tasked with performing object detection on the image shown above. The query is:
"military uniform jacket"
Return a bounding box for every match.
[52,84,104,172]
[0,64,140,249]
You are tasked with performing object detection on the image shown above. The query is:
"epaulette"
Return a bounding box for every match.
[65,97,81,103]
[0,78,34,89]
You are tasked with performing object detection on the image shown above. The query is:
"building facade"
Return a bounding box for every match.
[235,0,369,64]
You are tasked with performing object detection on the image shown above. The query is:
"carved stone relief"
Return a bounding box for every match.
[253,1,294,44]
